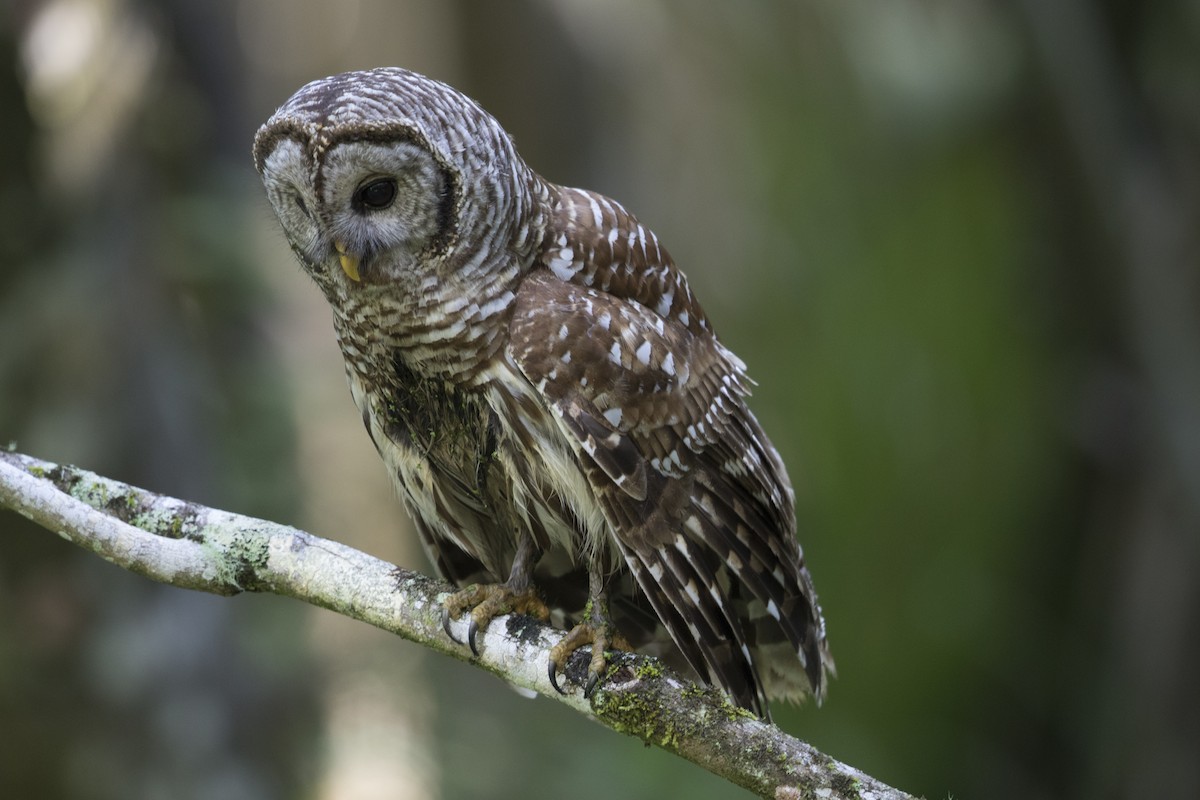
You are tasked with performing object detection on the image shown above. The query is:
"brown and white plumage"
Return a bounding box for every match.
[254,67,831,717]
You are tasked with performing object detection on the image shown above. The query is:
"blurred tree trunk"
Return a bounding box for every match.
[1016,2,1200,798]
[2,2,313,797]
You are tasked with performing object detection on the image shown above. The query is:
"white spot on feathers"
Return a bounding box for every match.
[635,340,652,366]
[549,258,574,282]
[656,289,674,317]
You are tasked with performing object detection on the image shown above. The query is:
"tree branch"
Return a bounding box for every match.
[0,449,915,800]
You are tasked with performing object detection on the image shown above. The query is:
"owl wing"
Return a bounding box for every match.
[508,195,827,713]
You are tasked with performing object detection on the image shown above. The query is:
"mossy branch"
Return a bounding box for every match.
[0,449,916,800]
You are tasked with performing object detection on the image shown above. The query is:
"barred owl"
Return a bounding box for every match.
[254,68,831,717]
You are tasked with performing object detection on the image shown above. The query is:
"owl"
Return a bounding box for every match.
[254,67,831,718]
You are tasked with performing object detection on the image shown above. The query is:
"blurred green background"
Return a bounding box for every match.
[2,1,1198,798]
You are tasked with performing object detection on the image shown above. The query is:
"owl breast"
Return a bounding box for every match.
[341,316,611,598]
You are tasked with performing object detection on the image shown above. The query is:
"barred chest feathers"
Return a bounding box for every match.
[341,327,614,583]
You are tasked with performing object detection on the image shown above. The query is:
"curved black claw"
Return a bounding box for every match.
[583,665,602,699]
[548,659,565,695]
[441,607,463,645]
[467,619,481,657]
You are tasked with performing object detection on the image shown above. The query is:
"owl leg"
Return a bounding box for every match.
[547,567,632,698]
[441,535,550,656]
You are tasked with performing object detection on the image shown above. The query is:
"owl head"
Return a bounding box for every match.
[253,68,539,299]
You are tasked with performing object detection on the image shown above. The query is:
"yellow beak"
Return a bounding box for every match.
[333,240,361,282]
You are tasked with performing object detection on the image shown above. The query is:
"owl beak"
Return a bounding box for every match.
[333,240,361,282]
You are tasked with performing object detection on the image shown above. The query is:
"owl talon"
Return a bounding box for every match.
[441,582,550,658]
[548,659,566,695]
[546,613,630,698]
[467,619,481,657]
[441,607,463,645]
[583,670,601,699]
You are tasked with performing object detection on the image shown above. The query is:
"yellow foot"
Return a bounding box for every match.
[441,583,550,656]
[548,616,632,698]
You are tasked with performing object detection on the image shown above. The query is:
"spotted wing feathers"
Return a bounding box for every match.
[509,188,831,712]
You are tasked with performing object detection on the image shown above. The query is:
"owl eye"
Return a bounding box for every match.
[293,193,311,218]
[355,178,398,210]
